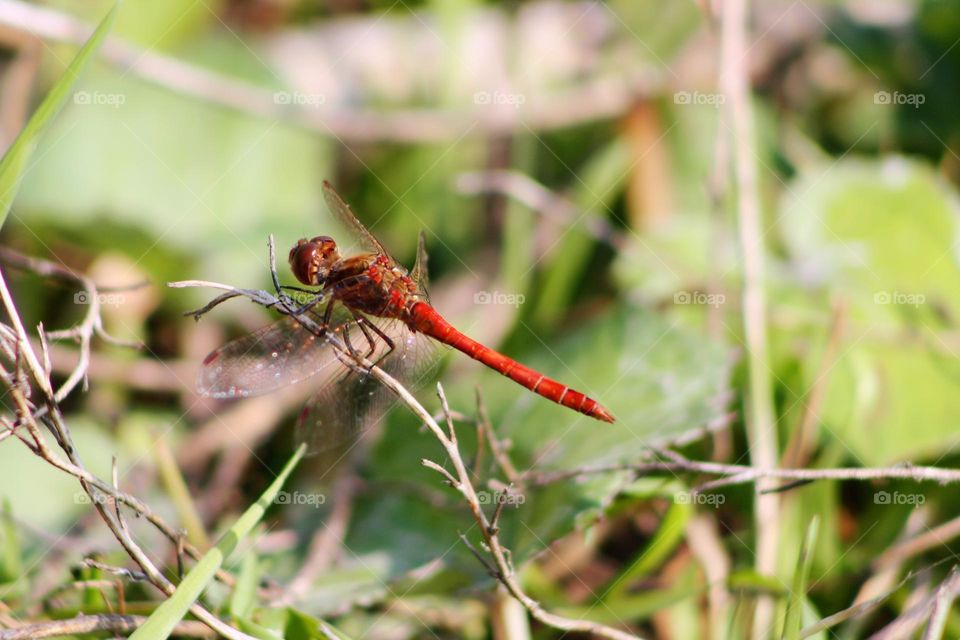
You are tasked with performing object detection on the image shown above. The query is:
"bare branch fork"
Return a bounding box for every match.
[0,249,237,578]
[170,236,644,640]
[0,252,256,640]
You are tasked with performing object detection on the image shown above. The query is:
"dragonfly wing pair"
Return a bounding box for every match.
[198,305,437,454]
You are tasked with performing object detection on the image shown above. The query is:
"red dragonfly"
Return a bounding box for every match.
[199,182,613,451]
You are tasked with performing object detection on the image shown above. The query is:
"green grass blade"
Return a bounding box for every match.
[229,553,261,620]
[131,444,306,640]
[782,517,819,640]
[0,2,119,229]
[605,500,691,600]
[0,498,21,584]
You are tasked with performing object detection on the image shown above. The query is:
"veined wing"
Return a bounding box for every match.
[410,229,430,298]
[323,181,391,259]
[295,315,440,455]
[198,309,345,399]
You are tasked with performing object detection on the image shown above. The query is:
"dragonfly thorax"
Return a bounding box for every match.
[289,236,340,285]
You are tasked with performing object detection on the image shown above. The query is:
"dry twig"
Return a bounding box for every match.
[0,255,252,639]
[0,614,216,639]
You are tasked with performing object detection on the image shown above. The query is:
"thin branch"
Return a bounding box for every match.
[874,515,960,572]
[921,567,960,640]
[522,449,960,489]
[0,0,657,143]
[475,387,519,484]
[423,384,642,640]
[0,614,216,639]
[422,459,459,488]
[83,558,148,582]
[797,559,954,639]
[870,566,960,640]
[719,1,779,635]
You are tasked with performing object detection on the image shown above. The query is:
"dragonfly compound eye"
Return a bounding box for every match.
[288,236,340,285]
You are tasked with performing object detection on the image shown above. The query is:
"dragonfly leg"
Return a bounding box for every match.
[340,322,362,360]
[353,316,379,359]
[332,342,367,376]
[352,313,397,368]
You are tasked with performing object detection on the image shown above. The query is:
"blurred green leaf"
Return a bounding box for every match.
[604,502,692,601]
[531,137,632,328]
[781,157,960,464]
[16,70,329,288]
[230,553,261,620]
[0,2,118,229]
[0,499,21,585]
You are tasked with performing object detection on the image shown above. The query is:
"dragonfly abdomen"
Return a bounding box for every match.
[408,302,614,423]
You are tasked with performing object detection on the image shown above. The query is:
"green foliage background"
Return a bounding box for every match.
[3,0,960,638]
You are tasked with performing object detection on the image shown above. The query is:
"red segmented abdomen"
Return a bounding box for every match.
[408,302,614,423]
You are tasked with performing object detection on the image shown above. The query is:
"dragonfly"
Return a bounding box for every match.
[198,182,614,452]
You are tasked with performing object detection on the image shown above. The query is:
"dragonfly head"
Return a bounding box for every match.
[289,235,340,285]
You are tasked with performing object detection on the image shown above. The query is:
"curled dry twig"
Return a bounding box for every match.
[0,252,255,640]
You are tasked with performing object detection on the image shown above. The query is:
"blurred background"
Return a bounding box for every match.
[3,0,960,638]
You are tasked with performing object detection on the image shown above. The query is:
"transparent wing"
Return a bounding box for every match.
[198,306,348,399]
[410,229,430,297]
[295,317,440,455]
[323,180,390,258]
